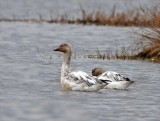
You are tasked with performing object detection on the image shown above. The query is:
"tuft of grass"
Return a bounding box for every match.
[87,28,160,63]
[133,28,160,62]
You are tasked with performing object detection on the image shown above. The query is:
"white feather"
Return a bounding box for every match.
[98,71,134,89]
[55,43,107,91]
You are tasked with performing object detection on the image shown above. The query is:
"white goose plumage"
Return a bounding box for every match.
[92,67,134,89]
[54,43,107,91]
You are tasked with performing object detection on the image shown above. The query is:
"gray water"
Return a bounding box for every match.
[0,22,160,121]
[0,0,160,121]
[0,0,159,19]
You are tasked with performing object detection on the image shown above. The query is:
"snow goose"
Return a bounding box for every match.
[92,67,134,89]
[54,43,107,91]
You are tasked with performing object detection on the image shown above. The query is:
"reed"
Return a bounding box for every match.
[0,5,160,27]
[87,48,136,60]
[87,28,160,63]
[133,28,160,62]
[76,5,160,27]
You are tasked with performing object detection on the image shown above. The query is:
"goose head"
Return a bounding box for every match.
[53,43,71,53]
[92,67,105,76]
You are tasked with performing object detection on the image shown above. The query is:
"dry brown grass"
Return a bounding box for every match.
[76,5,160,27]
[0,5,160,27]
[132,28,160,62]
[87,28,160,63]
[87,47,137,61]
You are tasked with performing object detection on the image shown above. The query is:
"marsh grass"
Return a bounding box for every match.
[0,5,160,27]
[2,4,159,62]
[87,28,160,63]
[77,5,160,27]
[133,28,160,62]
[87,47,136,60]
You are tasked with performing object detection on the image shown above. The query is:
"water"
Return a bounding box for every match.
[0,0,160,121]
[0,0,159,19]
[0,22,160,121]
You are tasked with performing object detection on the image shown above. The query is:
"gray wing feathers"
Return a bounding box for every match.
[68,71,100,87]
[98,71,130,82]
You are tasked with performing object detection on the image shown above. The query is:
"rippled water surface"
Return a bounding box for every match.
[0,22,160,121]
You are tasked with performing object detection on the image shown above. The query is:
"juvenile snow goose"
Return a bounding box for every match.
[54,44,107,91]
[92,67,134,89]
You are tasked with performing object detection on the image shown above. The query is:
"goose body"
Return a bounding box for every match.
[92,68,134,89]
[54,44,106,91]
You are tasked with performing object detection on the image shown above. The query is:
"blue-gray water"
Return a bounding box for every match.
[0,22,160,121]
[0,0,160,121]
